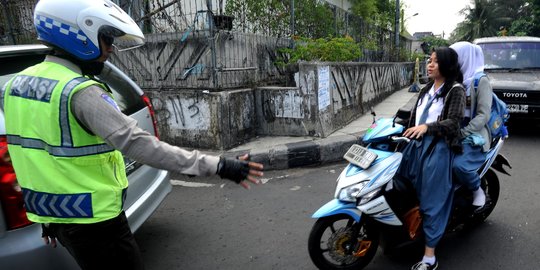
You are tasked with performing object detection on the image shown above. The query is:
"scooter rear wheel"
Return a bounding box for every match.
[308,214,379,270]
[468,169,500,225]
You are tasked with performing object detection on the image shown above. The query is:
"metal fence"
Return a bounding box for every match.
[1,0,412,89]
[0,0,36,45]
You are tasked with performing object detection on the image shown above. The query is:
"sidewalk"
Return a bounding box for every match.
[218,86,419,170]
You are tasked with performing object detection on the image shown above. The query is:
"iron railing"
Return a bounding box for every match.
[1,0,413,89]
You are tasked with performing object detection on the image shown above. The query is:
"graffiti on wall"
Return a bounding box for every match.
[273,90,305,119]
[361,65,407,105]
[363,65,385,102]
[302,63,411,115]
[228,92,256,130]
[152,94,211,130]
[328,65,367,113]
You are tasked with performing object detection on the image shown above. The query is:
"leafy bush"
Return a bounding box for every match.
[278,36,362,65]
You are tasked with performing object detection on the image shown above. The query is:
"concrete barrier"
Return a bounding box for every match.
[147,61,412,150]
[108,31,413,150]
[255,62,414,138]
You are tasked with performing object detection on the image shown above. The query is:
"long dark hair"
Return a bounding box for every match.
[417,47,463,107]
[433,47,463,97]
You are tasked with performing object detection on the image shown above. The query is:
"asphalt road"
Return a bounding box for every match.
[136,121,540,270]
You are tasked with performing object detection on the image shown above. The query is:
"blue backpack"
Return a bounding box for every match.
[473,73,509,139]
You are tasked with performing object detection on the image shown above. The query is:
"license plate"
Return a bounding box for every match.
[507,104,528,113]
[343,144,378,169]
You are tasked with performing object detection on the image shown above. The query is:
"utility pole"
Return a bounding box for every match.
[290,0,295,37]
[395,0,400,60]
[206,0,219,89]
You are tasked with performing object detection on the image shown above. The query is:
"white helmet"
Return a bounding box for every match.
[34,0,145,61]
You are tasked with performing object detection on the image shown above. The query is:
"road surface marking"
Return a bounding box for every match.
[170,180,215,187]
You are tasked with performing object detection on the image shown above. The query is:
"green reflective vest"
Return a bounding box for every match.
[2,61,128,224]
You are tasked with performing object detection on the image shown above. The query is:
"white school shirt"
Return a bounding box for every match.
[415,83,445,126]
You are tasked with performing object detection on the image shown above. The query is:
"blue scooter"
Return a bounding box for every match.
[307,112,511,270]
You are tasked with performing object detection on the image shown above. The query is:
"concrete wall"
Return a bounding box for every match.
[148,88,257,150]
[256,62,414,138]
[146,62,412,150]
[107,30,413,150]
[255,86,316,137]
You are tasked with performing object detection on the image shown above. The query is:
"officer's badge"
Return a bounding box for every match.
[100,93,120,111]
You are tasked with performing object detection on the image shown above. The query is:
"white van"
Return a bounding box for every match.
[474,36,540,117]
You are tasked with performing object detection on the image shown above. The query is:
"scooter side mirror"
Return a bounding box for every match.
[395,93,417,124]
[396,107,411,121]
[394,107,412,127]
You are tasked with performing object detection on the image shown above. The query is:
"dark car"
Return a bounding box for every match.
[474,36,540,118]
[0,44,172,269]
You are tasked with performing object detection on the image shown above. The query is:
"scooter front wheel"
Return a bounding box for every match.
[308,214,379,270]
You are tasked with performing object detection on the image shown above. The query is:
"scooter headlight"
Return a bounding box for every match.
[338,181,368,202]
[358,187,381,205]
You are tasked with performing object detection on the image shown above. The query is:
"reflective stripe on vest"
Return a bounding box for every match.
[5,76,115,156]
[6,135,114,157]
[60,77,89,147]
[23,188,93,218]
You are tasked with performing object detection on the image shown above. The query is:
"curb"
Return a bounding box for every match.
[224,132,363,171]
[221,89,419,171]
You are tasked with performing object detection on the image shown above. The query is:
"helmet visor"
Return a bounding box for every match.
[113,34,145,51]
[100,26,144,51]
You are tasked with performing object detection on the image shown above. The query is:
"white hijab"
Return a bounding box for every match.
[450,41,485,89]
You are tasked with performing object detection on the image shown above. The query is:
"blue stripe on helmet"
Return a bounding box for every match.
[35,15,100,60]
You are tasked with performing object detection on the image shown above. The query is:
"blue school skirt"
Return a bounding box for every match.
[397,135,454,247]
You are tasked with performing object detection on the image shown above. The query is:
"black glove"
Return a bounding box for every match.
[216,156,250,183]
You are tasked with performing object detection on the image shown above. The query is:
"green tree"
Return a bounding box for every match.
[350,0,398,30]
[492,0,526,30]
[421,36,450,53]
[451,0,499,42]
[225,0,289,36]
[450,0,535,41]
[529,0,540,36]
[225,0,334,38]
[350,0,378,22]
[508,17,534,36]
[492,0,532,36]
[293,0,334,38]
[376,0,398,30]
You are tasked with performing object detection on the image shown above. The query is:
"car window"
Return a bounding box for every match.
[0,54,45,88]
[478,42,540,69]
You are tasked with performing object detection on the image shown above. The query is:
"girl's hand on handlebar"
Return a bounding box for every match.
[403,124,428,139]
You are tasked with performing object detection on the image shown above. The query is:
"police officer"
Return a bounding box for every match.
[1,0,263,269]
